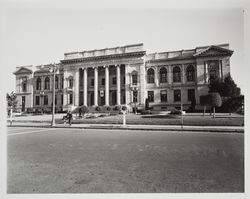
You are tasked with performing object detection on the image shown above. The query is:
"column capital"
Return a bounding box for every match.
[82,67,87,70]
[103,65,109,68]
[92,66,99,70]
[115,64,120,67]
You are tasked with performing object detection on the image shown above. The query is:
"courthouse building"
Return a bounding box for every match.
[13,43,233,112]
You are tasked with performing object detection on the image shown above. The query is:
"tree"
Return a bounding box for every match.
[220,95,244,115]
[6,92,18,111]
[209,75,242,115]
[208,92,222,118]
[209,75,241,97]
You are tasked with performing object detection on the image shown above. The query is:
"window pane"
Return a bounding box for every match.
[112,77,116,85]
[44,95,48,105]
[188,89,195,102]
[174,90,181,102]
[132,75,137,85]
[160,90,167,102]
[148,91,154,102]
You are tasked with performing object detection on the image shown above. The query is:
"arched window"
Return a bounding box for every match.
[186,65,195,82]
[173,66,181,82]
[55,76,59,89]
[209,62,218,81]
[44,76,50,90]
[36,77,41,90]
[159,67,167,83]
[147,68,155,83]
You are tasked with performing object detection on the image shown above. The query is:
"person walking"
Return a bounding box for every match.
[67,111,73,126]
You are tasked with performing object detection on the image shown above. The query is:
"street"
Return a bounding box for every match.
[7,127,244,193]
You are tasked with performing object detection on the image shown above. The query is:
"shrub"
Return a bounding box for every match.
[44,107,51,114]
[26,107,34,114]
[80,105,89,115]
[122,106,127,111]
[220,95,244,114]
[106,106,111,111]
[35,108,43,114]
[95,106,101,111]
[141,110,151,115]
[114,105,121,111]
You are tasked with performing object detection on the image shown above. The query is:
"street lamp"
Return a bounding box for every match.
[49,63,59,127]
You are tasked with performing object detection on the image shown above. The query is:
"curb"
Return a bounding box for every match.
[7,124,244,133]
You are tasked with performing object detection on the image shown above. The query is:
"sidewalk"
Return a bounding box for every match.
[6,121,244,133]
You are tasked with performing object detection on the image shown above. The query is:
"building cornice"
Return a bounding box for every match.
[61,51,146,64]
[146,56,195,63]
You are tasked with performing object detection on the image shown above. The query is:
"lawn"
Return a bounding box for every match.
[56,113,244,126]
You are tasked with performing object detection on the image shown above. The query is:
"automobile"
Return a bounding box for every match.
[169,108,186,115]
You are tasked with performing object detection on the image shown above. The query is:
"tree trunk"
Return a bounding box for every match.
[213,107,215,118]
[203,106,206,116]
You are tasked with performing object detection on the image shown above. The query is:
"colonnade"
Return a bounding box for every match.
[82,64,121,106]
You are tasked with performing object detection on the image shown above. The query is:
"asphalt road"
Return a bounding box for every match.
[7,127,244,193]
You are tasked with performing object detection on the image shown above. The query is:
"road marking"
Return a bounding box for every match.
[7,127,44,132]
[7,128,57,137]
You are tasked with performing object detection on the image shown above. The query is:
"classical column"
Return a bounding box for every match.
[168,65,171,84]
[182,64,185,84]
[83,68,88,106]
[94,66,98,106]
[74,68,79,106]
[204,61,209,83]
[218,60,222,79]
[220,60,223,80]
[116,64,121,105]
[63,76,67,106]
[155,67,159,86]
[125,65,131,105]
[104,65,109,106]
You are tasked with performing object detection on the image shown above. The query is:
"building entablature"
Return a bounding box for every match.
[63,43,144,60]
[61,51,146,65]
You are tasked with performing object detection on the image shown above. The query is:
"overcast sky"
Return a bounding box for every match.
[0,0,246,94]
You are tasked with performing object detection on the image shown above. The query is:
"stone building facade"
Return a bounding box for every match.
[13,43,233,112]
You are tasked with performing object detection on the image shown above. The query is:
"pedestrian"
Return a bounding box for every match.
[68,111,73,126]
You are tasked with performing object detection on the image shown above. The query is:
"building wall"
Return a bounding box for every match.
[14,44,233,112]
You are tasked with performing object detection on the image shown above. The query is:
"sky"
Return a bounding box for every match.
[0,0,246,94]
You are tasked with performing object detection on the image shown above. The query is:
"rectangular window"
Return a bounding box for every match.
[91,78,94,86]
[61,76,64,89]
[102,78,105,86]
[44,95,48,105]
[69,79,73,88]
[188,89,195,102]
[174,90,181,102]
[61,94,63,105]
[133,91,138,103]
[35,96,40,105]
[69,93,73,104]
[112,77,116,85]
[160,90,168,102]
[148,91,154,102]
[132,74,138,85]
[55,95,57,105]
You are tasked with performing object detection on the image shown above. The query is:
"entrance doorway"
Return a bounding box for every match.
[90,92,94,106]
[112,91,116,105]
[22,96,25,112]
